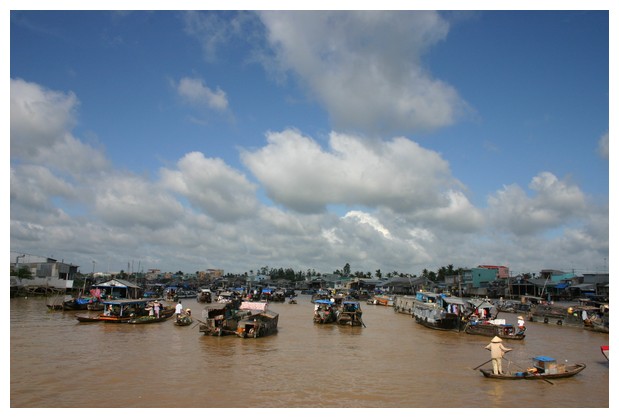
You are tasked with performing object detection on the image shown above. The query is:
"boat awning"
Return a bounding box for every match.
[314,299,334,305]
[442,297,467,305]
[468,299,494,309]
[239,301,268,311]
[103,298,154,305]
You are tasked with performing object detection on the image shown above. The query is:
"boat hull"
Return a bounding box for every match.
[236,311,279,338]
[464,323,525,340]
[480,363,586,380]
[415,315,460,331]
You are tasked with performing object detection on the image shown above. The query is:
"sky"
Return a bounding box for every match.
[6,2,613,278]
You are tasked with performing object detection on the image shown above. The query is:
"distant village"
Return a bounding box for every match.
[10,252,609,303]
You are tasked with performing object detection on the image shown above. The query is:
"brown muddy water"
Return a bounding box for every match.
[10,295,610,409]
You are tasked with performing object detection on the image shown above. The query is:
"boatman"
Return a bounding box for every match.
[517,316,525,332]
[485,336,512,375]
[175,300,183,320]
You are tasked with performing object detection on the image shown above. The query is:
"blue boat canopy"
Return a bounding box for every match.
[314,299,334,305]
[533,356,556,362]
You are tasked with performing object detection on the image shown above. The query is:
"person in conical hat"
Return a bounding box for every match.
[517,315,526,332]
[485,336,512,375]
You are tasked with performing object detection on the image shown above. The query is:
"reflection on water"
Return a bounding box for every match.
[10,295,609,408]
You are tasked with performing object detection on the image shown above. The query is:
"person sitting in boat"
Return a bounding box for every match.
[185,308,191,317]
[485,336,512,375]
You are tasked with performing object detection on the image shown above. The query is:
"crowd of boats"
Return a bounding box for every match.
[47,285,608,380]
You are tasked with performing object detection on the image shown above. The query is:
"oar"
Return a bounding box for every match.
[473,359,492,370]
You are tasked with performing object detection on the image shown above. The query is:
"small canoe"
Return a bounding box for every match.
[127,315,170,324]
[175,315,193,326]
[480,363,586,380]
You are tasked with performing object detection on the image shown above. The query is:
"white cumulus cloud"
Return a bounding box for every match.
[258,11,467,134]
[176,76,229,111]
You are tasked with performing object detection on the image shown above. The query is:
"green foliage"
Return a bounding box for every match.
[11,266,32,278]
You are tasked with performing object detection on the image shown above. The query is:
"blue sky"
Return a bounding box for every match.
[7,4,612,277]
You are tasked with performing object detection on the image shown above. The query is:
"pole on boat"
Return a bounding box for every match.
[472,359,492,370]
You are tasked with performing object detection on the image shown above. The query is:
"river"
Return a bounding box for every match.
[9,294,610,409]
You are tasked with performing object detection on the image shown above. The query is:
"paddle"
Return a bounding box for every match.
[473,359,492,370]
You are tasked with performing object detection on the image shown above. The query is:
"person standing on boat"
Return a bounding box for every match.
[517,316,525,332]
[485,336,512,375]
[154,301,160,318]
[175,301,183,320]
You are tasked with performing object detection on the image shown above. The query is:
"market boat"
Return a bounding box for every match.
[313,299,337,324]
[393,295,415,314]
[372,294,395,306]
[127,312,173,324]
[75,299,160,323]
[496,296,543,314]
[199,301,241,336]
[464,319,525,340]
[48,289,104,311]
[311,290,331,303]
[127,303,175,324]
[411,291,466,331]
[196,289,212,303]
[336,301,364,327]
[479,356,586,380]
[175,314,193,326]
[529,303,606,330]
[270,289,286,302]
[235,301,279,338]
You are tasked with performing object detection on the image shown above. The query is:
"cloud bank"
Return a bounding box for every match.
[10,77,607,275]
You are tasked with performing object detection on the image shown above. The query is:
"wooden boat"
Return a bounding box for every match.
[464,319,525,340]
[313,299,337,324]
[86,301,104,311]
[336,301,364,327]
[48,294,103,311]
[174,314,193,326]
[480,356,586,380]
[393,295,415,314]
[127,314,171,324]
[373,294,395,306]
[311,290,331,303]
[411,292,465,331]
[127,305,175,324]
[235,302,279,338]
[75,298,160,323]
[270,289,286,302]
[496,296,543,314]
[196,289,212,303]
[529,304,603,329]
[199,302,239,336]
